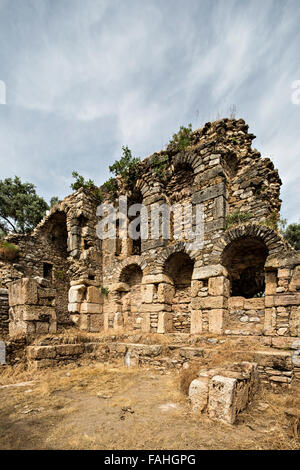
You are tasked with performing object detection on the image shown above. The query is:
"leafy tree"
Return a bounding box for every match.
[0,176,49,234]
[101,177,118,202]
[70,171,103,202]
[109,146,140,188]
[282,222,300,250]
[50,196,61,208]
[168,123,193,151]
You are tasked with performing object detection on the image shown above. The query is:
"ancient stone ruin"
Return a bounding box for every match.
[0,118,299,421]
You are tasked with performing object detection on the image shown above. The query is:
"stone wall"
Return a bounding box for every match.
[0,118,298,339]
[0,288,9,337]
[25,333,300,390]
[8,277,56,336]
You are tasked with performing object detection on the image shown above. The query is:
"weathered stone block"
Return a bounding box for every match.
[208,309,224,334]
[157,283,175,304]
[274,293,300,306]
[289,266,300,292]
[80,302,102,314]
[290,306,300,337]
[191,280,201,297]
[264,307,276,335]
[228,296,245,309]
[189,377,209,412]
[265,296,274,307]
[110,282,130,293]
[142,284,156,303]
[68,302,81,313]
[157,312,173,333]
[202,296,227,309]
[208,276,230,296]
[192,182,226,204]
[190,310,202,334]
[208,375,237,424]
[278,268,290,278]
[68,284,86,304]
[80,314,90,331]
[141,312,151,332]
[88,314,103,332]
[265,271,277,295]
[244,298,265,310]
[142,274,174,285]
[86,286,102,304]
[8,278,38,306]
[141,303,171,312]
[10,305,56,322]
[192,264,227,280]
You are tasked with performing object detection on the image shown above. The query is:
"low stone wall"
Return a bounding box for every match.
[189,362,259,424]
[0,288,9,337]
[26,335,300,389]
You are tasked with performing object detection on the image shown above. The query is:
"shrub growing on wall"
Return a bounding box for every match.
[0,240,20,260]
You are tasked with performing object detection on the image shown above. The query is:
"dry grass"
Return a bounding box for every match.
[0,361,299,450]
[179,363,201,395]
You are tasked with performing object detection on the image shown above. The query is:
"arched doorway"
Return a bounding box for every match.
[120,263,143,329]
[164,251,194,332]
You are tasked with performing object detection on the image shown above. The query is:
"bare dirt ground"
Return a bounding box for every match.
[0,361,299,450]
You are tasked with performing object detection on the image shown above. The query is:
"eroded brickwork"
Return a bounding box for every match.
[0,118,298,358]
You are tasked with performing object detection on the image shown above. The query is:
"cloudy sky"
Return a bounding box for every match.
[0,0,299,222]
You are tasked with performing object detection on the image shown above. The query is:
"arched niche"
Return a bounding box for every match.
[163,251,194,332]
[119,263,143,329]
[222,237,268,298]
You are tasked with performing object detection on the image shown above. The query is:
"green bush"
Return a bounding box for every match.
[101,177,118,202]
[71,172,103,202]
[151,154,169,179]
[0,240,20,260]
[168,123,193,151]
[109,146,140,188]
[225,211,253,229]
[101,286,109,296]
[259,211,280,231]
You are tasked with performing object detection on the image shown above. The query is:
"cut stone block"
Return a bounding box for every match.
[208,276,230,296]
[68,284,86,303]
[80,302,102,314]
[192,264,227,280]
[208,375,237,424]
[8,278,38,306]
[142,284,156,303]
[86,286,102,304]
[141,312,151,332]
[290,306,300,337]
[189,377,209,412]
[190,310,202,334]
[228,296,245,309]
[208,309,224,334]
[157,311,173,333]
[157,283,175,304]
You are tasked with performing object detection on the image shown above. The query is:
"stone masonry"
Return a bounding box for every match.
[0,117,299,388]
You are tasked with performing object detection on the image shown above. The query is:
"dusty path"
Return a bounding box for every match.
[0,363,299,450]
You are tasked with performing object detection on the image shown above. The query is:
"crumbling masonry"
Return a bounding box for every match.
[0,118,299,393]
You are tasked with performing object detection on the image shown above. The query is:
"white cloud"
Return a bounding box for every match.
[0,0,299,222]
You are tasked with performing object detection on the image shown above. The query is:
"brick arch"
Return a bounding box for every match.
[32,203,69,236]
[217,223,289,265]
[115,255,147,281]
[155,242,198,270]
[135,178,153,198]
[171,153,203,173]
